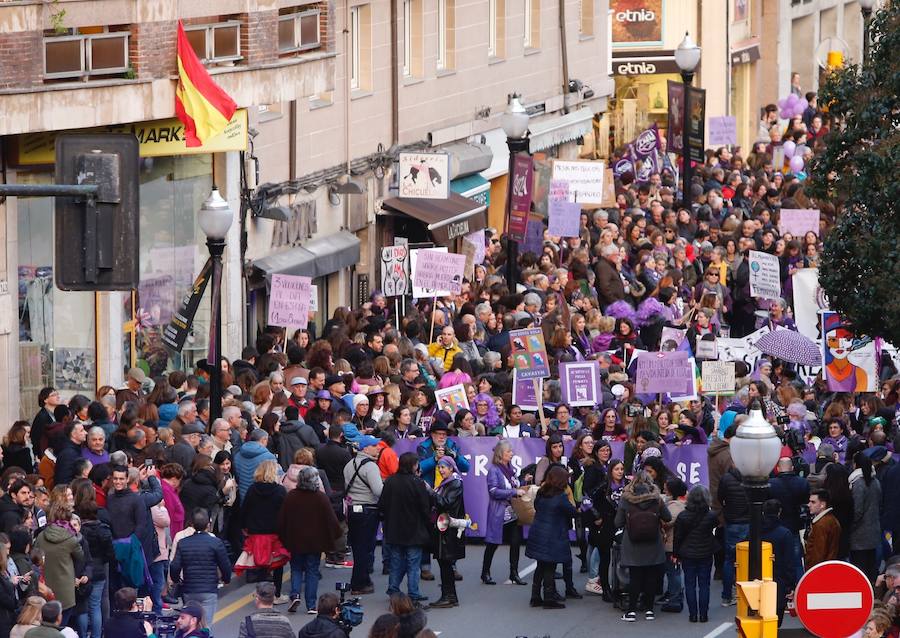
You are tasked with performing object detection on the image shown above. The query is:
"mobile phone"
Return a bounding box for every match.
[144,459,153,468]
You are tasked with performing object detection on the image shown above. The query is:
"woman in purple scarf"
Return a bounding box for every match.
[481,441,526,586]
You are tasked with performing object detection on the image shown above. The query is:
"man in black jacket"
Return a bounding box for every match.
[378,452,432,603]
[170,509,232,626]
[717,466,750,607]
[0,480,31,533]
[768,456,810,581]
[297,592,348,638]
[318,424,352,569]
[54,422,87,485]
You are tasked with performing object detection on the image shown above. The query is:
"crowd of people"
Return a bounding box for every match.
[0,91,898,638]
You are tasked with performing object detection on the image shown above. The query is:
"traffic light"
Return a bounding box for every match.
[735,541,778,638]
[54,133,139,291]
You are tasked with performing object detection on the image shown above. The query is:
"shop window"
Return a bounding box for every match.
[403,0,423,78]
[279,7,322,54]
[184,21,243,64]
[44,28,129,80]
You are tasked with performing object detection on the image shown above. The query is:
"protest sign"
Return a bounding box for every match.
[670,357,699,402]
[399,152,449,199]
[510,328,550,380]
[551,160,606,205]
[465,229,486,266]
[717,326,769,371]
[708,116,737,146]
[435,384,470,416]
[410,247,449,298]
[380,245,410,297]
[701,360,736,395]
[522,213,545,256]
[268,273,312,329]
[749,250,782,299]
[793,268,828,341]
[548,179,570,202]
[138,274,175,325]
[309,285,318,312]
[660,327,687,351]
[512,369,542,411]
[560,361,602,407]
[548,199,582,237]
[696,338,718,361]
[634,350,693,395]
[822,311,877,393]
[412,249,466,295]
[778,209,820,238]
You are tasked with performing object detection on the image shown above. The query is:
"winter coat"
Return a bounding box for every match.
[275,420,319,470]
[107,488,147,540]
[0,495,24,534]
[880,461,900,534]
[180,468,221,517]
[2,443,35,474]
[614,482,672,567]
[53,439,82,486]
[526,491,576,563]
[717,467,750,524]
[242,482,287,535]
[761,516,797,612]
[768,472,810,533]
[804,510,841,569]
[234,442,279,501]
[161,479,185,537]
[594,258,625,309]
[80,519,115,582]
[673,504,719,560]
[484,464,519,545]
[379,472,432,547]
[850,475,882,550]
[316,441,352,492]
[277,489,341,555]
[170,531,231,594]
[296,615,348,638]
[0,575,15,638]
[707,438,733,517]
[431,476,466,561]
[35,524,84,610]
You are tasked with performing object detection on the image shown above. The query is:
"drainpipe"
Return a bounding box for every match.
[559,0,570,113]
[391,0,399,145]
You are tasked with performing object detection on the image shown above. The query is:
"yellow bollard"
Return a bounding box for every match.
[735,541,777,638]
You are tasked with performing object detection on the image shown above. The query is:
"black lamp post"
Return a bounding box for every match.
[198,187,234,423]
[502,93,530,293]
[675,32,701,213]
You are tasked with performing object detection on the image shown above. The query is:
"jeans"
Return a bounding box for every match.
[664,553,683,605]
[87,580,105,638]
[683,557,713,617]
[348,507,380,590]
[183,592,218,627]
[723,523,749,601]
[382,542,394,572]
[588,547,600,579]
[386,544,423,599]
[290,553,322,611]
[149,560,167,614]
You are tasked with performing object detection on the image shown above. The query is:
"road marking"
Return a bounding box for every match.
[703,622,733,638]
[504,561,538,584]
[807,592,862,610]
[213,593,254,624]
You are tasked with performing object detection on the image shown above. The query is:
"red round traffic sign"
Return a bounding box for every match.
[795,560,874,638]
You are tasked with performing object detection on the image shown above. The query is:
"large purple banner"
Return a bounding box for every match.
[394,438,709,537]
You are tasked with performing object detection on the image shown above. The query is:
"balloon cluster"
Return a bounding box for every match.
[782,140,811,173]
[778,93,806,120]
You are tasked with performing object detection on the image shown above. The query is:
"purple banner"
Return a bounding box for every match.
[521,213,544,256]
[510,153,534,213]
[560,360,602,407]
[394,438,710,537]
[666,80,685,156]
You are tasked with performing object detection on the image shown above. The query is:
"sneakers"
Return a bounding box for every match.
[721,597,736,607]
[645,610,655,621]
[621,611,637,622]
[307,609,317,615]
[326,559,353,569]
[287,598,301,613]
[585,579,604,596]
[273,595,291,606]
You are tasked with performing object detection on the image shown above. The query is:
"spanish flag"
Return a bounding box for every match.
[175,20,237,147]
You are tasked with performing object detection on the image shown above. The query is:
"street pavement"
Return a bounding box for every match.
[208,545,815,637]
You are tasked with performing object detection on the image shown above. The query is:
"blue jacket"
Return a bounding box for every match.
[881,462,900,533]
[234,442,279,501]
[170,531,232,594]
[416,437,470,488]
[761,516,797,609]
[526,492,576,563]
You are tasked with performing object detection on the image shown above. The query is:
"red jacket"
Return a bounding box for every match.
[376,442,399,479]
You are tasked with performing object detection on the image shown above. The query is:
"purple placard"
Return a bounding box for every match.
[560,360,602,407]
[510,153,534,213]
[411,249,466,294]
[708,116,737,146]
[548,179,570,202]
[393,438,711,537]
[521,214,544,256]
[666,80,685,155]
[512,369,541,411]
[634,350,693,395]
[547,199,581,237]
[778,209,820,238]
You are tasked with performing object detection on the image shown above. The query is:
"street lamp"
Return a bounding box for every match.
[729,401,782,582]
[675,32,701,213]
[501,93,530,293]
[198,186,233,423]
[859,0,876,61]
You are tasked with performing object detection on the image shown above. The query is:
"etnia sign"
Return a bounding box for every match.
[614,8,657,22]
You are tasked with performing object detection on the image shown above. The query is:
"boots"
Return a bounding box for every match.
[428,586,458,609]
[530,577,543,607]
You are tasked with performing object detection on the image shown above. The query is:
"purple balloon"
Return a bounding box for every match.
[780,109,791,119]
[778,97,789,109]
[789,155,805,173]
[783,141,796,158]
[787,93,801,106]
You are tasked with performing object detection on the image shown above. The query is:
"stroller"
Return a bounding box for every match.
[608,528,630,610]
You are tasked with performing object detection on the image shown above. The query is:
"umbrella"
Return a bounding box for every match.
[753,329,822,366]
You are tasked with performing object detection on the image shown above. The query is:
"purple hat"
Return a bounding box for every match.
[437,456,459,473]
[315,390,332,401]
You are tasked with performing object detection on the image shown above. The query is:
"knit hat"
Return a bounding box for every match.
[352,394,369,411]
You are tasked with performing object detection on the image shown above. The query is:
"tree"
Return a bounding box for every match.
[807,4,900,343]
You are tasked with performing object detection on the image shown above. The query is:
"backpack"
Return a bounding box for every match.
[573,472,585,503]
[626,505,661,543]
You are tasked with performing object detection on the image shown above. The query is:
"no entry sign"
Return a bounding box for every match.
[795,561,873,638]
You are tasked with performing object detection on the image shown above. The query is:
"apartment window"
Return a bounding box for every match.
[185,21,242,64]
[350,6,361,89]
[279,7,322,54]
[524,0,540,49]
[580,0,594,37]
[488,0,505,58]
[44,27,129,80]
[403,0,412,75]
[349,4,372,92]
[402,0,423,77]
[436,0,455,70]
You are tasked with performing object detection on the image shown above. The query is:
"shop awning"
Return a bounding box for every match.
[381,193,487,245]
[252,230,361,283]
[450,174,490,206]
[528,108,594,153]
[440,141,493,179]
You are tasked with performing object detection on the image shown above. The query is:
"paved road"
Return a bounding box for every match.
[209,545,814,637]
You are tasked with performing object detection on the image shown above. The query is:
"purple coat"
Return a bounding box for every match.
[485,464,519,544]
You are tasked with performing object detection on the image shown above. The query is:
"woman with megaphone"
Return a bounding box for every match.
[427,457,468,609]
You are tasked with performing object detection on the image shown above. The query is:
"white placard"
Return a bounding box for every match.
[551,160,606,205]
[749,250,782,299]
[701,360,736,395]
[410,247,450,299]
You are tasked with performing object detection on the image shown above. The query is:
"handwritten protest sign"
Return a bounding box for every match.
[268,273,312,329]
[510,328,550,380]
[551,160,606,205]
[635,351,693,395]
[660,327,687,351]
[381,245,410,297]
[708,116,737,146]
[548,180,570,202]
[749,250,782,299]
[701,360,736,395]
[548,199,582,237]
[778,209,820,238]
[560,361,602,407]
[412,249,466,295]
[410,247,449,298]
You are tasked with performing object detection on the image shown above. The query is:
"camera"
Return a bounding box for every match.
[138,610,178,638]
[776,415,790,426]
[335,582,364,633]
[625,403,642,418]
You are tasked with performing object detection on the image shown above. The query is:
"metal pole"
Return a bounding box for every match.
[0,184,99,197]
[862,8,872,62]
[681,70,695,213]
[208,237,226,423]
[748,483,764,583]
[504,137,530,292]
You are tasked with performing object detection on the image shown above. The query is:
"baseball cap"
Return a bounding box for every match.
[179,602,204,621]
[356,435,381,449]
[290,376,308,386]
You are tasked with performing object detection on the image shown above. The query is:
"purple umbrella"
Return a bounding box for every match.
[753,329,822,366]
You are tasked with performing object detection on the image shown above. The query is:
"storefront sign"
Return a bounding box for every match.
[551,160,606,205]
[268,273,313,329]
[730,44,760,66]
[611,0,663,47]
[270,201,318,250]
[399,152,450,199]
[666,80,685,156]
[612,51,683,76]
[16,110,248,165]
[686,86,707,164]
[380,245,410,297]
[162,257,213,353]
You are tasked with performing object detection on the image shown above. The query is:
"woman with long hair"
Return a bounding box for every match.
[2,422,35,475]
[673,485,718,623]
[481,441,526,586]
[238,460,290,603]
[534,434,566,486]
[848,452,882,584]
[9,596,44,638]
[34,502,83,626]
[595,408,628,442]
[525,465,576,609]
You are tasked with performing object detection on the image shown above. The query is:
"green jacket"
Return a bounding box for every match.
[23,622,65,638]
[34,525,84,611]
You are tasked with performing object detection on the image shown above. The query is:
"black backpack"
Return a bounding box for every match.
[626,505,660,543]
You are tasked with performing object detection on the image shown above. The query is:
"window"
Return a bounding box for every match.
[185,21,242,64]
[349,4,372,92]
[350,6,361,89]
[279,8,322,53]
[488,0,505,58]
[44,28,129,79]
[524,0,540,49]
[403,0,411,75]
[436,0,455,71]
[402,0,423,77]
[580,0,594,37]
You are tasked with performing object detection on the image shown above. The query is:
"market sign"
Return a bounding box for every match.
[399,152,450,199]
[15,109,248,166]
[611,0,663,47]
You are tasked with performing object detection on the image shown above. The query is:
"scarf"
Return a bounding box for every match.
[497,461,517,484]
[848,467,864,487]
